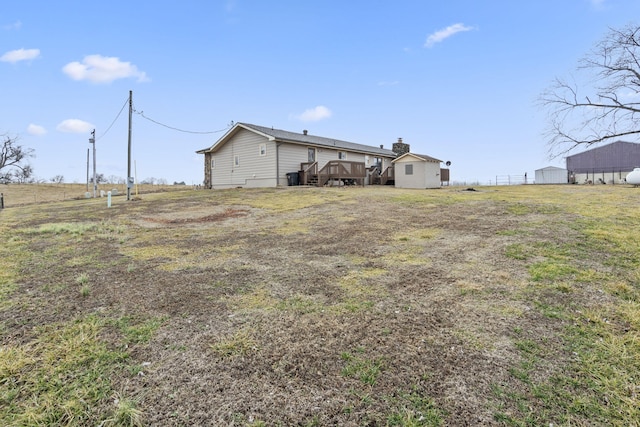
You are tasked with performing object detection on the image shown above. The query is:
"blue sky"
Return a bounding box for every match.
[2,0,640,185]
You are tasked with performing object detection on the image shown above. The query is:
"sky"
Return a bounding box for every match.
[2,0,640,185]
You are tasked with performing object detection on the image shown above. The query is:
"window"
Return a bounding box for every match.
[259,143,267,156]
[308,148,316,162]
[210,158,215,169]
[338,151,347,160]
[405,164,413,175]
[234,155,240,167]
[374,157,382,170]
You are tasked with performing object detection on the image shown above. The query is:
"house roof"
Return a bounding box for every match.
[392,152,442,163]
[197,122,397,157]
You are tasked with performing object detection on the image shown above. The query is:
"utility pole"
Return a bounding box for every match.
[86,148,90,192]
[89,129,97,198]
[127,90,133,201]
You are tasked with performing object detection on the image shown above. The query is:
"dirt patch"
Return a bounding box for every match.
[141,208,249,225]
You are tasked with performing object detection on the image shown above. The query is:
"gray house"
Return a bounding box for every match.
[196,123,396,189]
[566,140,640,184]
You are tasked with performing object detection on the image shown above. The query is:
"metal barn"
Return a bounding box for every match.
[565,141,640,184]
[535,166,568,184]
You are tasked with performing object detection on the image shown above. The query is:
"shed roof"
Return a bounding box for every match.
[392,152,442,163]
[197,122,397,157]
[535,166,567,172]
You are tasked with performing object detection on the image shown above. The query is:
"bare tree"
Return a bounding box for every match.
[50,175,65,184]
[107,175,123,184]
[14,165,34,183]
[1,134,35,183]
[140,177,156,185]
[540,24,640,157]
[95,173,107,184]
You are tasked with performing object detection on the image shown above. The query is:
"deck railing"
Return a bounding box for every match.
[380,166,394,185]
[299,162,318,185]
[317,161,366,186]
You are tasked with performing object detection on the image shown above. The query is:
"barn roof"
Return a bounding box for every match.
[565,140,640,173]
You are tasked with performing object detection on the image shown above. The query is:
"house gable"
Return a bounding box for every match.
[204,128,276,188]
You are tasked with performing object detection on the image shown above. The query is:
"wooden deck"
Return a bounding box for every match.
[299,161,366,186]
[299,161,393,186]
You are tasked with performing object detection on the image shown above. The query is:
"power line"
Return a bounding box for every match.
[132,106,231,134]
[96,97,129,141]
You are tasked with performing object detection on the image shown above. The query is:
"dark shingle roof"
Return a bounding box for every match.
[237,123,397,157]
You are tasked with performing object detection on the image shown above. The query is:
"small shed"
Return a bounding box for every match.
[534,166,568,184]
[392,152,442,189]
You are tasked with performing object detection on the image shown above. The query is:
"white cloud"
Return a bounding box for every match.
[62,54,149,83]
[292,106,333,122]
[0,48,40,63]
[27,124,47,136]
[589,0,608,9]
[3,20,22,31]
[425,23,474,48]
[56,119,94,134]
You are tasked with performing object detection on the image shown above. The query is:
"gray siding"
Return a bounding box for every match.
[315,147,365,164]
[278,144,308,186]
[280,145,370,185]
[210,129,277,188]
[566,141,640,174]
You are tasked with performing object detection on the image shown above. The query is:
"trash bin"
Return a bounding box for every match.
[286,172,299,186]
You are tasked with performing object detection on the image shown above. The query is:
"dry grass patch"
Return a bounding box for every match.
[2,184,640,425]
[338,268,388,298]
[241,187,342,212]
[210,328,259,358]
[224,286,280,311]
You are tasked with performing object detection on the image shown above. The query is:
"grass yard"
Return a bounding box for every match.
[0,184,639,426]
[0,183,190,207]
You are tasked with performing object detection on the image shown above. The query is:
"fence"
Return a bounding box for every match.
[0,193,3,209]
[494,175,528,186]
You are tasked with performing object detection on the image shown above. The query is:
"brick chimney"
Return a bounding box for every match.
[392,137,410,156]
